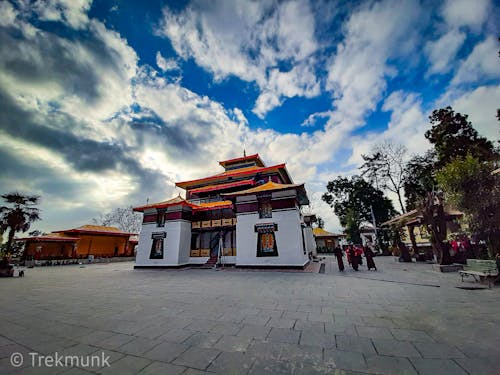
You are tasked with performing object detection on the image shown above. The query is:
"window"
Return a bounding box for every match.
[255,223,278,257]
[157,210,165,227]
[150,232,166,259]
[258,195,272,218]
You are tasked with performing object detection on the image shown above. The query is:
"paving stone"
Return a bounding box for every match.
[336,334,376,354]
[372,338,420,357]
[76,330,116,346]
[241,316,271,326]
[213,335,253,352]
[116,337,163,356]
[324,323,357,336]
[323,349,368,373]
[356,326,395,339]
[390,328,435,342]
[182,369,213,375]
[97,333,135,351]
[158,329,195,344]
[236,324,271,339]
[266,318,296,329]
[267,328,301,344]
[209,323,241,336]
[182,332,222,348]
[307,313,334,323]
[207,351,255,374]
[364,354,418,375]
[137,361,186,375]
[99,355,152,375]
[248,359,293,374]
[455,357,500,375]
[413,341,465,359]
[282,311,307,320]
[142,341,189,363]
[278,343,323,364]
[245,341,286,360]
[185,320,217,333]
[299,330,335,348]
[293,320,325,332]
[173,347,221,370]
[410,358,468,375]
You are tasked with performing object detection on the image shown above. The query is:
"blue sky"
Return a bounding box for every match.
[0,0,498,233]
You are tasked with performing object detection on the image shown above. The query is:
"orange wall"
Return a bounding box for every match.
[75,235,129,257]
[25,242,75,259]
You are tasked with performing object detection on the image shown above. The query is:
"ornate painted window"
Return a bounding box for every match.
[255,223,278,257]
[150,232,165,259]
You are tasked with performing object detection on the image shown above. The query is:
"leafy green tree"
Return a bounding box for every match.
[403,151,437,210]
[436,155,500,257]
[322,176,396,243]
[426,106,497,168]
[0,192,41,255]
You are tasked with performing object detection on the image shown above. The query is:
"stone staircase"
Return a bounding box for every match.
[201,254,218,269]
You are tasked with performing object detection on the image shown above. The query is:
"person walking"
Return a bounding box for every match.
[348,246,359,271]
[364,244,377,271]
[333,246,345,272]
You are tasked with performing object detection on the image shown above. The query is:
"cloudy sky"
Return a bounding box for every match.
[0,0,498,234]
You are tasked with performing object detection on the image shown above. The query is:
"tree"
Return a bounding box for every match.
[322,176,396,243]
[403,151,437,210]
[436,155,500,257]
[426,106,497,168]
[92,206,142,234]
[0,192,41,255]
[313,216,325,229]
[417,191,451,265]
[360,142,407,213]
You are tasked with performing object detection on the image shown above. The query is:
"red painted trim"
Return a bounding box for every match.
[176,164,287,189]
[189,179,255,194]
[192,203,233,212]
[236,202,259,213]
[56,230,135,237]
[16,236,79,242]
[218,153,260,166]
[271,198,297,210]
[133,200,196,212]
[143,214,156,223]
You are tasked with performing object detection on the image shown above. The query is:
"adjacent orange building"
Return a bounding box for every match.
[18,225,137,260]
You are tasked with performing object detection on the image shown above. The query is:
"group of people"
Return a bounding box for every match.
[332,244,377,272]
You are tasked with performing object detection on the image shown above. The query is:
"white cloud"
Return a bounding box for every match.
[156,51,180,72]
[442,0,491,32]
[451,36,500,86]
[158,0,320,117]
[326,0,423,130]
[451,85,500,142]
[30,0,92,29]
[425,30,466,75]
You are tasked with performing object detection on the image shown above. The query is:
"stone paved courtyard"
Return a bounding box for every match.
[0,256,499,375]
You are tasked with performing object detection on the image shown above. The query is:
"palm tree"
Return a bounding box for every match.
[0,192,41,255]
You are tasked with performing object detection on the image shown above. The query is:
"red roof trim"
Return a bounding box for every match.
[189,179,256,194]
[16,236,79,242]
[133,200,195,212]
[218,154,262,166]
[176,163,287,189]
[192,203,233,212]
[54,229,136,236]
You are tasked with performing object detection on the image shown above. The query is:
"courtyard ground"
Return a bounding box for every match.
[0,256,498,374]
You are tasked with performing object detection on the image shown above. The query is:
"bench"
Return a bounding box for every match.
[459,259,498,288]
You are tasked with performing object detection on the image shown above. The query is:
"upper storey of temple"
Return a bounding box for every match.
[175,154,293,199]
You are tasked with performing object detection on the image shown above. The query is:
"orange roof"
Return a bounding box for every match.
[133,196,195,212]
[55,225,136,236]
[189,179,255,194]
[313,228,345,237]
[219,154,265,168]
[176,163,288,189]
[192,200,233,211]
[221,181,303,196]
[16,233,79,242]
